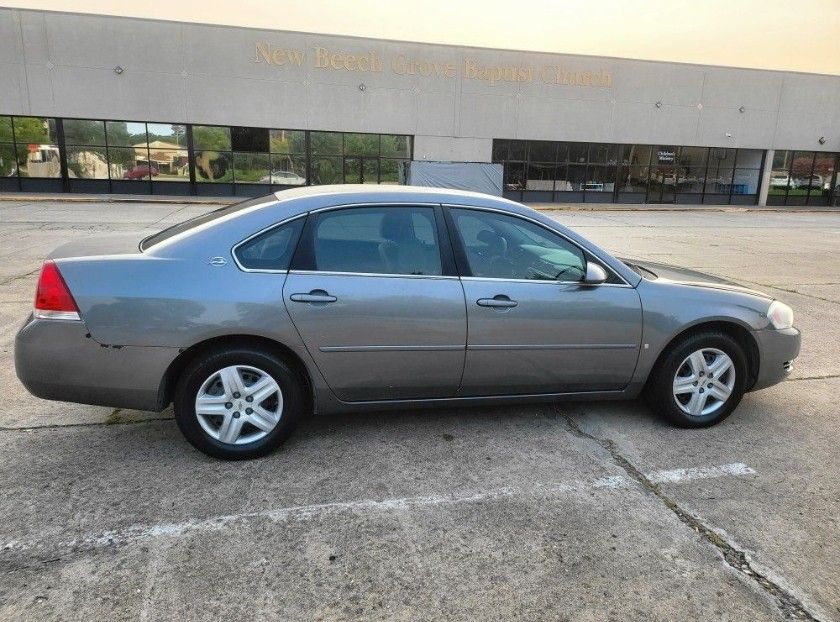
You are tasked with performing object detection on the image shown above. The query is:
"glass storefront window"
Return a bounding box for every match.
[529,141,557,162]
[194,150,232,182]
[233,152,270,183]
[589,144,618,165]
[193,126,231,151]
[344,133,380,156]
[1,143,17,177]
[231,127,269,153]
[13,117,60,178]
[150,148,189,181]
[379,159,406,185]
[269,154,307,185]
[106,122,148,146]
[567,143,588,164]
[311,157,343,184]
[147,123,187,148]
[269,129,305,154]
[381,135,410,158]
[66,146,109,179]
[109,146,151,180]
[64,119,106,146]
[310,132,343,156]
[0,116,12,141]
[525,162,556,191]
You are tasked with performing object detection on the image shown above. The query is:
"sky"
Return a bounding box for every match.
[4,0,840,75]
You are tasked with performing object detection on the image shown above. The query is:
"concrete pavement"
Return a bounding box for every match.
[0,199,837,621]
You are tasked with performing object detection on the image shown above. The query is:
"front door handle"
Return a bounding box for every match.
[290,290,337,303]
[477,295,518,308]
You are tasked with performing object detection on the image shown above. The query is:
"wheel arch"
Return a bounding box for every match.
[157,334,314,412]
[647,320,760,391]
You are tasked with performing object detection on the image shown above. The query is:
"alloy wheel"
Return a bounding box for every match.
[672,348,735,417]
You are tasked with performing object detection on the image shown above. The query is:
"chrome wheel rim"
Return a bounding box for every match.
[195,365,283,445]
[673,348,735,417]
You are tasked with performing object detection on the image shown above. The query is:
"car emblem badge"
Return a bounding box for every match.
[209,256,227,267]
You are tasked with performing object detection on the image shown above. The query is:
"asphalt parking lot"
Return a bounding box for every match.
[0,198,838,621]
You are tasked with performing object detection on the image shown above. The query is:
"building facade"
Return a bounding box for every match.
[1,8,839,205]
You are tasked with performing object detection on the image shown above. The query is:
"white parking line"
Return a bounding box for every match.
[2,463,755,552]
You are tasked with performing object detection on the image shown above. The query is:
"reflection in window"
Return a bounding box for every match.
[269,154,307,185]
[311,157,342,184]
[106,122,147,146]
[233,152,270,183]
[194,150,232,182]
[310,132,342,155]
[64,119,106,146]
[269,129,305,154]
[66,146,108,179]
[381,135,410,158]
[193,126,231,151]
[344,133,379,156]
[14,117,60,178]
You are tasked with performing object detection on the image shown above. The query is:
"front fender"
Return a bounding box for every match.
[628,279,771,393]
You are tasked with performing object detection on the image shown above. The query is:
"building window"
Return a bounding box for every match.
[1,116,412,195]
[768,150,839,206]
[494,139,767,206]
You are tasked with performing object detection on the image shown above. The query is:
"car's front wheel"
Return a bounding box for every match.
[647,331,747,427]
[174,347,305,459]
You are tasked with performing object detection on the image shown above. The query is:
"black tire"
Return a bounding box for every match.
[646,331,747,428]
[174,346,306,459]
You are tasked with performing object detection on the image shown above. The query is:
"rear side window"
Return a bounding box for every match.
[235,217,305,271]
[140,195,273,250]
[309,206,442,276]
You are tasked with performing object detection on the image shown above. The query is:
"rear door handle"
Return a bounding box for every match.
[477,296,518,308]
[290,290,337,303]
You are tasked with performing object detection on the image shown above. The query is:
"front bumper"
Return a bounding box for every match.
[14,315,180,411]
[750,326,801,391]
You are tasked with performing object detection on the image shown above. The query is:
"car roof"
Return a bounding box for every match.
[271,184,523,213]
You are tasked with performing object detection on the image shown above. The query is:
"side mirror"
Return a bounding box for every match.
[582,261,607,285]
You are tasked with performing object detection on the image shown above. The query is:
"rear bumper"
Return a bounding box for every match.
[750,326,801,391]
[14,315,180,411]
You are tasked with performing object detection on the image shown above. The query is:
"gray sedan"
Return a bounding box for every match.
[15,186,800,459]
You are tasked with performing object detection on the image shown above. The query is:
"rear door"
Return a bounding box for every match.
[283,204,466,402]
[447,206,642,396]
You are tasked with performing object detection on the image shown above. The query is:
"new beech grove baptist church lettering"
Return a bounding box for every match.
[254,42,613,87]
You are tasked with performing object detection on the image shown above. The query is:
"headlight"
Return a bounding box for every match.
[767,300,794,329]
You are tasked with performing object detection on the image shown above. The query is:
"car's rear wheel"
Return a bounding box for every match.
[646,331,747,427]
[174,347,305,459]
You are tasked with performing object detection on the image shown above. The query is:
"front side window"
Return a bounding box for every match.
[235,217,305,270]
[451,208,585,281]
[311,207,442,276]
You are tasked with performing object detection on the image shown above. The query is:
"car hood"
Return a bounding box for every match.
[622,258,772,300]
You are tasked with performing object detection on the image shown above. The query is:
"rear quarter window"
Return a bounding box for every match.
[234,217,305,271]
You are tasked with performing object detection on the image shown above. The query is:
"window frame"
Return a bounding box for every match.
[442,205,628,286]
[289,203,457,278]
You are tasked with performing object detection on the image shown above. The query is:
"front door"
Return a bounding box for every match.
[284,205,466,402]
[448,207,642,396]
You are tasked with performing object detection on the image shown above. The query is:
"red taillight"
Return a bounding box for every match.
[34,260,80,320]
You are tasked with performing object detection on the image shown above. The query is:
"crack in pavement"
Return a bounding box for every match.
[786,373,840,382]
[0,416,174,432]
[0,267,40,287]
[559,409,823,622]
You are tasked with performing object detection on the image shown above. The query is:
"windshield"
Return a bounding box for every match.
[139,195,274,251]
